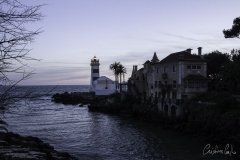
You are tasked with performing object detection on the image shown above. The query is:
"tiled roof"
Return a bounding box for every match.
[159,50,205,64]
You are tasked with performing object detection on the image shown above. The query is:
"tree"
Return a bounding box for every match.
[203,51,230,90]
[117,63,126,92]
[110,62,120,90]
[203,51,230,80]
[223,17,240,39]
[222,49,240,92]
[204,50,240,93]
[0,0,42,131]
[109,62,127,92]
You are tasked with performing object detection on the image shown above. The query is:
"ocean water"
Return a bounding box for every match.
[3,85,205,160]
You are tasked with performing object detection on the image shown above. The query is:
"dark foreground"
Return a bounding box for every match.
[3,86,240,160]
[0,132,76,160]
[52,91,240,150]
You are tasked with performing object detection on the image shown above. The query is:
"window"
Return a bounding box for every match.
[158,81,162,85]
[187,65,201,70]
[192,65,196,69]
[173,65,176,72]
[188,81,194,88]
[164,66,167,73]
[155,81,158,88]
[195,80,200,88]
[93,77,98,81]
[158,81,162,88]
[93,69,99,73]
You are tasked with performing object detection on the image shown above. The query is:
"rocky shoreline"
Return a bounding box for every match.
[52,92,95,105]
[0,132,76,160]
[52,91,240,148]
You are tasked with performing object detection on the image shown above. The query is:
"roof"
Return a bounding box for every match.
[143,60,150,65]
[184,74,208,80]
[151,52,159,63]
[159,50,205,64]
[94,76,114,82]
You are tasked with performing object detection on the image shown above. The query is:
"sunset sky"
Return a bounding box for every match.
[20,0,240,85]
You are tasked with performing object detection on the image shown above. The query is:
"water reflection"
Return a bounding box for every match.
[4,97,203,160]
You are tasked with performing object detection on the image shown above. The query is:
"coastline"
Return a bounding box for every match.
[0,131,76,160]
[52,91,240,146]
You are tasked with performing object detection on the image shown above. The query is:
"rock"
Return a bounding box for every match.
[52,92,95,105]
[0,132,77,160]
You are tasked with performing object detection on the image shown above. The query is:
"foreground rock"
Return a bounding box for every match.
[0,132,76,160]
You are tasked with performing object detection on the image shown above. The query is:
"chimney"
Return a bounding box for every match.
[132,65,138,72]
[186,48,192,54]
[198,47,202,56]
[135,65,138,71]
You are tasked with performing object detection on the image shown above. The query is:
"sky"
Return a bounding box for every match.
[18,0,240,85]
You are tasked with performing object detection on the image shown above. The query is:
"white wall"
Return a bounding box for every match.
[93,77,116,95]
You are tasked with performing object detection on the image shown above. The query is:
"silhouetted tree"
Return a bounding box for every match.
[222,49,240,92]
[109,62,127,92]
[110,62,120,90]
[203,51,230,90]
[204,51,230,80]
[117,63,126,92]
[0,0,42,132]
[223,17,240,39]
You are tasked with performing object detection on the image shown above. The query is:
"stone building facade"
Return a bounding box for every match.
[128,48,208,117]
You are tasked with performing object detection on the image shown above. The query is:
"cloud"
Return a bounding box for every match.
[162,33,199,42]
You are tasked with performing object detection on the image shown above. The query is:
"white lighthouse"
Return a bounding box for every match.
[90,56,100,85]
[90,56,100,92]
[90,56,116,95]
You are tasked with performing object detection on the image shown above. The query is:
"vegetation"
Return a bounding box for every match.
[109,62,120,90]
[204,49,240,93]
[181,92,240,144]
[223,16,240,39]
[109,62,127,92]
[0,0,42,132]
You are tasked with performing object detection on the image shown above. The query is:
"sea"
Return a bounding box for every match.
[2,85,205,160]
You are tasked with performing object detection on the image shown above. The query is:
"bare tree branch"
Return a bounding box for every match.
[0,0,43,116]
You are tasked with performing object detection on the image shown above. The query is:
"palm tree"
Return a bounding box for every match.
[117,64,127,92]
[110,62,120,90]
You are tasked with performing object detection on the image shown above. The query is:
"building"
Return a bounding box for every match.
[128,48,208,117]
[90,56,100,86]
[90,56,116,95]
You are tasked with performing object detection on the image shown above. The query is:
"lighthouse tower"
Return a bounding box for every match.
[90,56,100,90]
